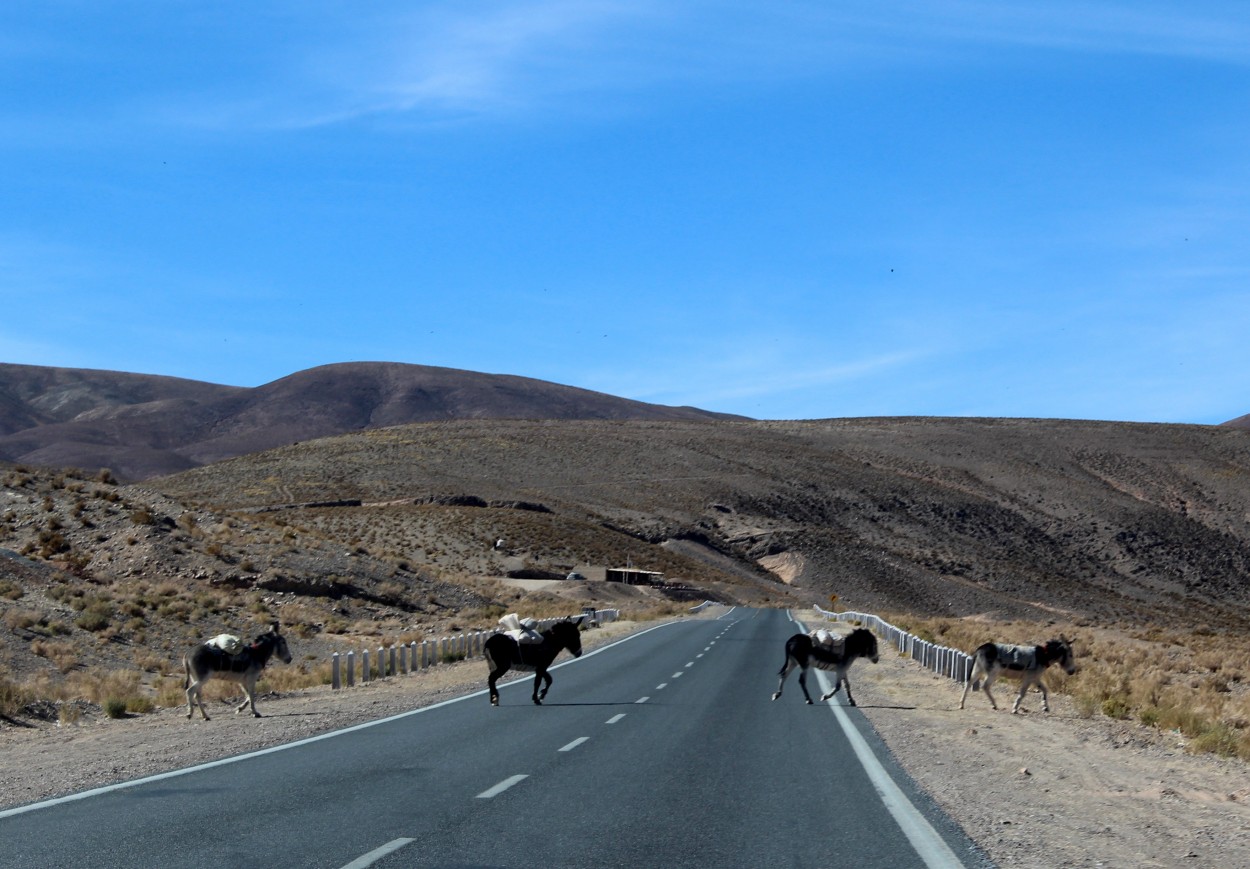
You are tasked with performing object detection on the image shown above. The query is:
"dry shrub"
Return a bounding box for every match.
[58,703,82,726]
[30,640,79,673]
[154,675,186,709]
[132,649,170,674]
[260,661,332,691]
[22,671,71,703]
[66,665,143,705]
[4,609,43,631]
[0,675,28,717]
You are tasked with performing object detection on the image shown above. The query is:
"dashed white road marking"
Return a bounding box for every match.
[656,682,668,690]
[606,714,626,724]
[684,662,694,668]
[339,838,415,869]
[476,774,528,799]
[671,672,684,679]
[559,737,590,752]
[635,696,650,703]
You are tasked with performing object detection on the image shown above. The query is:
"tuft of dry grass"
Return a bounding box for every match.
[30,640,79,673]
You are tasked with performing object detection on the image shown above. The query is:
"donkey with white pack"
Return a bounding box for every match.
[771,627,879,706]
[184,621,292,720]
[960,636,1076,713]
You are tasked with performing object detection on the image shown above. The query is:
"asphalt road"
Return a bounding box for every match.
[0,609,988,868]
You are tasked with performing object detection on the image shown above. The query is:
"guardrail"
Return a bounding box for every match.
[813,606,973,684]
[329,609,620,690]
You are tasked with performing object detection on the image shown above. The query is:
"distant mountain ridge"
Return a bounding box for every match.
[0,362,744,481]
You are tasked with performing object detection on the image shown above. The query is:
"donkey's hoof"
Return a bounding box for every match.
[805,699,813,705]
[490,697,499,707]
[771,692,781,701]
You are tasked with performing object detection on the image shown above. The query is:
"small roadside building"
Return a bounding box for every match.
[605,568,665,586]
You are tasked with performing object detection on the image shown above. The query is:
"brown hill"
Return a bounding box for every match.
[148,416,1250,629]
[0,362,742,482]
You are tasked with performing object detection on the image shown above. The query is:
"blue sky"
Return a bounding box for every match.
[2,2,1248,423]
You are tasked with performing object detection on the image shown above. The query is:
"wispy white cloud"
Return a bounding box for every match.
[152,1,1250,131]
[582,339,931,415]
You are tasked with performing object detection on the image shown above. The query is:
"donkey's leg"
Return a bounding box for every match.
[532,671,544,705]
[797,666,816,704]
[959,663,981,709]
[236,676,260,717]
[485,651,504,706]
[487,667,504,706]
[981,671,1000,710]
[772,657,796,701]
[823,668,853,704]
[1014,672,1042,713]
[186,680,210,721]
[820,667,845,703]
[538,670,553,702]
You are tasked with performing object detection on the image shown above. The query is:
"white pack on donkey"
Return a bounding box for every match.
[960,636,1076,713]
[772,626,879,705]
[184,622,292,720]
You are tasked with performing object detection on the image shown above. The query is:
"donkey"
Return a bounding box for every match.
[772,627,879,706]
[483,619,583,706]
[960,637,1076,713]
[184,622,292,721]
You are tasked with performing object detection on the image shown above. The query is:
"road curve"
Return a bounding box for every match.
[0,608,988,868]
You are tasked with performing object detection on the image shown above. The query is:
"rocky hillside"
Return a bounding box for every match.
[151,416,1250,624]
[0,362,742,482]
[4,413,1250,710]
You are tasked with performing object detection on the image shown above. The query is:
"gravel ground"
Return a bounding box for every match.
[4,612,1250,869]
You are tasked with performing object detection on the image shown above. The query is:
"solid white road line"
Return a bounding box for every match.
[476,774,529,799]
[339,838,416,869]
[558,737,589,752]
[812,667,966,868]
